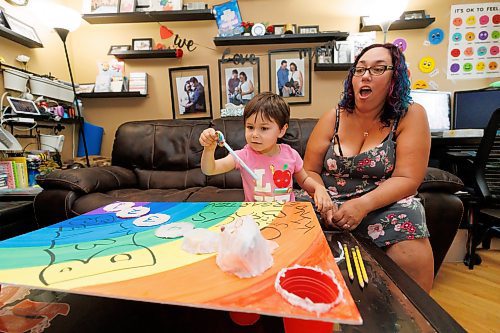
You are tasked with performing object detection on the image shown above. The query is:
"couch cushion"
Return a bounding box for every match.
[186,186,245,202]
[112,119,211,171]
[37,166,137,194]
[136,169,206,190]
[419,167,464,193]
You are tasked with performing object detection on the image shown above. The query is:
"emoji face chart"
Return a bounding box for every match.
[447,3,500,79]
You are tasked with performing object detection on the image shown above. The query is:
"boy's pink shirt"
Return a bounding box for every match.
[234,144,303,202]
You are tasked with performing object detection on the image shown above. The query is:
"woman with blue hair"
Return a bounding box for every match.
[299,43,433,292]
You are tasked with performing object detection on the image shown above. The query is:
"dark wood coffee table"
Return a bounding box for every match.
[0,231,464,332]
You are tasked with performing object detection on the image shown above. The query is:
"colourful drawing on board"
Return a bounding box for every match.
[0,202,362,325]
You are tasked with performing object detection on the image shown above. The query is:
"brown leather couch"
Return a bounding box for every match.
[35,118,464,274]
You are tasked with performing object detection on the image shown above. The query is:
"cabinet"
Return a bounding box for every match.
[213,32,349,46]
[82,9,214,24]
[0,25,43,48]
[359,17,435,32]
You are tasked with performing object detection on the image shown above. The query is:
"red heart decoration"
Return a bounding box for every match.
[160,25,174,39]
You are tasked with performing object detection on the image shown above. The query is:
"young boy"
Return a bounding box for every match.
[199,92,332,212]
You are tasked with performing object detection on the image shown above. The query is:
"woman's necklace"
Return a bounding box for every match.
[362,120,380,137]
[353,108,381,137]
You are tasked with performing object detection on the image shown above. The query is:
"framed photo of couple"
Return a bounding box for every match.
[169,66,213,120]
[268,48,311,105]
[218,58,260,108]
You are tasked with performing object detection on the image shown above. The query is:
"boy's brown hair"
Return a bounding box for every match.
[243,92,290,129]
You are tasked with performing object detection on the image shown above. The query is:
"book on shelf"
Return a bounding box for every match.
[0,157,28,188]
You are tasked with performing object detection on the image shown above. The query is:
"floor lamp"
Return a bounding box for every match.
[363,0,408,44]
[53,27,90,167]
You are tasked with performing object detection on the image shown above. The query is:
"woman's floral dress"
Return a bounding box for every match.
[298,108,429,247]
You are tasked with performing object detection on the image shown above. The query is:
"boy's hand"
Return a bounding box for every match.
[199,128,218,149]
[314,186,334,214]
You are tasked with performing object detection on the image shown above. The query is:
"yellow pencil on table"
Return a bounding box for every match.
[351,249,365,288]
[355,245,369,284]
[343,243,354,281]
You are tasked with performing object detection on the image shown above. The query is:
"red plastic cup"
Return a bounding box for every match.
[229,311,261,326]
[283,317,334,333]
[275,266,341,333]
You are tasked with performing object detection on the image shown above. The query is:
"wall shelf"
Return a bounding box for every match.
[213,32,349,46]
[314,63,352,71]
[77,91,147,98]
[109,49,181,59]
[359,17,435,32]
[0,25,43,48]
[82,9,214,24]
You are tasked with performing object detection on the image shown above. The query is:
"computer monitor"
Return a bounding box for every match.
[410,90,451,132]
[454,89,500,129]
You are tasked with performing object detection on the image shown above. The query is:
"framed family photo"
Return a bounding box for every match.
[218,58,260,107]
[268,48,311,105]
[3,13,41,43]
[298,25,319,34]
[169,66,212,120]
[83,0,119,14]
[108,45,131,55]
[119,0,136,13]
[132,38,153,51]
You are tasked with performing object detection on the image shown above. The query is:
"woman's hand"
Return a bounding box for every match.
[331,198,369,231]
[199,128,218,149]
[320,206,339,230]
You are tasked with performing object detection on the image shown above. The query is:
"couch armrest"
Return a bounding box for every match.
[36,166,137,194]
[418,167,463,194]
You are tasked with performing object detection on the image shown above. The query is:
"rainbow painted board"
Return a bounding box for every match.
[0,202,362,325]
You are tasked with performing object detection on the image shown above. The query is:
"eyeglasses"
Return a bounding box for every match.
[351,65,394,76]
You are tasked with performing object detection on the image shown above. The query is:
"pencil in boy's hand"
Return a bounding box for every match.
[343,243,354,281]
[355,245,369,284]
[351,248,365,288]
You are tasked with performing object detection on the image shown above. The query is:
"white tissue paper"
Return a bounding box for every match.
[216,215,278,278]
[181,228,220,254]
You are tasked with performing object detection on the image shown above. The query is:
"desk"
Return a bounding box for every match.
[0,231,464,332]
[430,136,482,170]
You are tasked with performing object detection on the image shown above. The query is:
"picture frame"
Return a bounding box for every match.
[268,48,311,105]
[298,25,319,34]
[401,10,425,20]
[212,0,243,37]
[75,83,95,94]
[169,66,213,120]
[218,58,260,107]
[83,0,119,14]
[274,24,285,35]
[132,38,153,51]
[119,0,136,13]
[3,13,41,43]
[108,45,131,55]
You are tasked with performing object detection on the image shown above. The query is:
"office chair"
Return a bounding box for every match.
[463,108,500,269]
